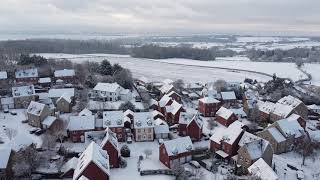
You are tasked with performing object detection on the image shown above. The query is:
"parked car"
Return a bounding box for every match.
[3,107,9,113]
[127,137,132,144]
[10,110,17,115]
[29,128,40,134]
[189,160,201,168]
[35,129,46,136]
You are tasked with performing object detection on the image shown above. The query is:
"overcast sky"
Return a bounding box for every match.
[1,0,320,36]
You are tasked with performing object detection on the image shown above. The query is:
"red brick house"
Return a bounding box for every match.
[54,69,76,84]
[15,68,39,84]
[100,128,120,168]
[159,136,194,168]
[167,91,182,103]
[158,94,173,114]
[73,142,110,180]
[67,115,95,143]
[216,107,238,127]
[198,97,221,117]
[220,91,237,107]
[179,112,203,141]
[165,100,185,125]
[103,111,126,142]
[210,121,246,158]
[152,110,165,120]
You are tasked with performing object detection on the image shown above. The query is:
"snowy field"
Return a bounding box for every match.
[0,109,43,151]
[302,63,320,86]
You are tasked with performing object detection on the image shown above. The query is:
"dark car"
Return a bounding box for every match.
[35,129,46,136]
[29,128,40,134]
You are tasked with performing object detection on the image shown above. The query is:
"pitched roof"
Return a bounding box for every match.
[15,68,38,78]
[163,136,193,156]
[12,85,35,97]
[27,101,46,116]
[276,118,304,138]
[152,110,164,119]
[124,109,134,117]
[199,97,220,104]
[67,115,95,131]
[133,112,154,129]
[187,113,203,128]
[100,128,120,155]
[216,107,234,120]
[103,111,124,128]
[238,132,262,147]
[277,95,303,108]
[210,121,245,145]
[159,94,171,107]
[42,116,57,127]
[57,93,72,103]
[266,127,286,143]
[48,88,75,98]
[248,158,278,180]
[54,69,75,77]
[73,142,110,180]
[154,119,169,134]
[272,103,294,118]
[79,108,93,116]
[93,83,121,92]
[165,100,183,115]
[257,100,276,114]
[179,112,194,125]
[159,84,174,94]
[241,139,270,160]
[0,148,11,169]
[221,91,236,100]
[60,157,78,174]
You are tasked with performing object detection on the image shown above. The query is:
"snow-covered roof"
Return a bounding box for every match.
[38,77,51,84]
[100,128,120,155]
[67,115,95,131]
[238,132,262,147]
[57,93,72,103]
[163,136,193,156]
[54,69,75,77]
[154,119,169,134]
[277,95,303,109]
[12,85,35,97]
[216,107,234,120]
[133,112,154,129]
[15,68,38,78]
[48,88,75,98]
[167,91,181,98]
[307,104,320,110]
[199,97,220,104]
[138,76,150,83]
[27,101,46,116]
[73,142,110,180]
[103,111,124,128]
[276,118,304,138]
[61,157,78,174]
[159,84,174,94]
[165,100,183,115]
[248,158,278,180]
[79,108,93,116]
[272,103,293,118]
[0,71,8,80]
[152,110,164,119]
[0,148,11,169]
[0,97,14,105]
[257,100,276,114]
[266,127,286,143]
[230,108,247,117]
[42,116,57,127]
[124,109,134,117]
[93,82,121,92]
[159,94,171,107]
[241,139,270,160]
[78,176,89,180]
[210,121,245,145]
[188,113,204,128]
[179,112,193,125]
[149,99,158,106]
[221,91,236,100]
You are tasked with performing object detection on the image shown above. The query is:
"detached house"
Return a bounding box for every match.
[15,68,39,84]
[210,121,246,158]
[277,95,308,119]
[67,115,95,143]
[215,107,238,127]
[54,69,76,84]
[103,111,126,142]
[154,118,169,139]
[167,91,182,103]
[159,136,194,169]
[248,158,278,180]
[12,85,37,108]
[220,91,237,107]
[237,132,273,169]
[73,142,110,180]
[179,112,203,141]
[100,128,120,168]
[56,93,73,113]
[92,83,131,102]
[158,94,173,114]
[27,101,53,128]
[133,112,154,142]
[48,88,75,104]
[198,97,221,117]
[164,100,184,125]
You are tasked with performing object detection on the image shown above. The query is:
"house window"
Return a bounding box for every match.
[137,135,141,140]
[148,134,152,139]
[117,128,122,132]
[137,129,141,133]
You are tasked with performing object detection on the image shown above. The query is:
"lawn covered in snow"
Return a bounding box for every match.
[0,109,43,151]
[302,63,320,86]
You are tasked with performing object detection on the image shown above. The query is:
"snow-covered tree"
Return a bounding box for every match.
[5,128,17,140]
[144,149,152,159]
[121,145,131,157]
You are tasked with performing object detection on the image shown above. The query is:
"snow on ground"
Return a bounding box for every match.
[302,63,320,86]
[39,53,272,83]
[0,109,43,151]
[158,58,307,81]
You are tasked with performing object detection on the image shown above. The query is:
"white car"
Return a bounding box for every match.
[189,160,200,168]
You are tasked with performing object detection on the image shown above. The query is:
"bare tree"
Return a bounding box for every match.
[214,79,227,92]
[42,133,57,151]
[144,149,152,159]
[13,144,40,178]
[207,118,217,131]
[294,135,317,165]
[5,128,17,140]
[173,79,184,93]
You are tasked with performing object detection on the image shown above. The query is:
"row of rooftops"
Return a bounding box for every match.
[11,85,75,98]
[0,68,75,79]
